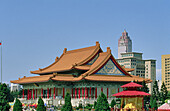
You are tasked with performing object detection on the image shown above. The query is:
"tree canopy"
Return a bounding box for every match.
[0,83,10,111]
[95,92,110,111]
[61,93,73,111]
[13,98,22,111]
[37,97,46,111]
[160,82,168,104]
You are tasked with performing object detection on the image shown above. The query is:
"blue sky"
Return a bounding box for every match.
[0,0,169,83]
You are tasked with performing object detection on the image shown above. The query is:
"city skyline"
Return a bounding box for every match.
[0,0,169,83]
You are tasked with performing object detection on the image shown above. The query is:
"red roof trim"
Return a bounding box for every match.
[121,82,143,88]
[113,91,151,97]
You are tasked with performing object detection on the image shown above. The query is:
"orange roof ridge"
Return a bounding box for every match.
[66,46,97,54]
[31,42,101,74]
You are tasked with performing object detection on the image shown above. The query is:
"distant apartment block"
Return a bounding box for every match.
[162,54,170,91]
[116,52,156,93]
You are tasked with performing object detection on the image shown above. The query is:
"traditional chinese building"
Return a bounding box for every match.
[10,42,151,106]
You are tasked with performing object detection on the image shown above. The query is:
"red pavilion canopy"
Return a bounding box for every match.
[158,103,170,111]
[121,82,143,88]
[113,91,150,97]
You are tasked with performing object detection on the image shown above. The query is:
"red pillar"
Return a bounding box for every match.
[101,87,103,92]
[85,87,87,99]
[107,88,108,98]
[36,89,37,98]
[47,88,49,99]
[118,88,119,93]
[78,88,80,99]
[30,89,32,99]
[75,88,77,99]
[82,87,84,98]
[53,87,56,99]
[33,89,35,99]
[22,89,24,99]
[72,88,73,98]
[95,87,97,99]
[41,88,43,98]
[90,87,91,99]
[63,88,65,98]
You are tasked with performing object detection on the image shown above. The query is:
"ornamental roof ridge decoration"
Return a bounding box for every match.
[30,41,101,74]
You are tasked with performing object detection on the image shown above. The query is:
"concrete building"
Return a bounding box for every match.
[162,54,170,91]
[117,52,156,93]
[118,30,132,59]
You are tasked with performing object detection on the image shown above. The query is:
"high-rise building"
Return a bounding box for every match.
[117,30,156,93]
[162,54,170,91]
[118,30,132,59]
[117,52,156,93]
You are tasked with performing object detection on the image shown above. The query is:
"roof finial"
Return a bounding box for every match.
[63,48,67,54]
[55,57,59,61]
[96,41,100,46]
[107,47,111,53]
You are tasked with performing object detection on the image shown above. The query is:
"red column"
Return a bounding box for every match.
[36,89,37,98]
[75,88,77,99]
[41,88,43,98]
[63,88,65,98]
[118,88,119,93]
[90,87,91,99]
[78,88,80,99]
[72,88,73,98]
[101,87,103,92]
[33,89,35,99]
[30,89,32,99]
[82,87,84,98]
[22,89,24,99]
[95,87,97,99]
[85,87,87,99]
[47,88,49,99]
[27,89,29,100]
[53,87,56,99]
[107,88,108,98]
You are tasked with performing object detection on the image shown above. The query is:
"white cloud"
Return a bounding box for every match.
[156,69,162,80]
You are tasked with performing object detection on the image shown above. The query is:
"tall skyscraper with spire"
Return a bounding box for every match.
[118,30,132,58]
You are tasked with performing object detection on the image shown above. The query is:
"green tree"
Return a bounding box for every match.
[141,80,149,108]
[37,97,46,111]
[95,92,110,111]
[0,83,10,111]
[149,96,153,108]
[152,81,160,101]
[13,98,22,111]
[94,101,97,109]
[141,80,149,93]
[111,99,116,108]
[160,82,168,104]
[61,93,73,111]
[151,98,157,110]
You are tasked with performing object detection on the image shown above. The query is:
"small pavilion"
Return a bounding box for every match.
[113,82,150,111]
